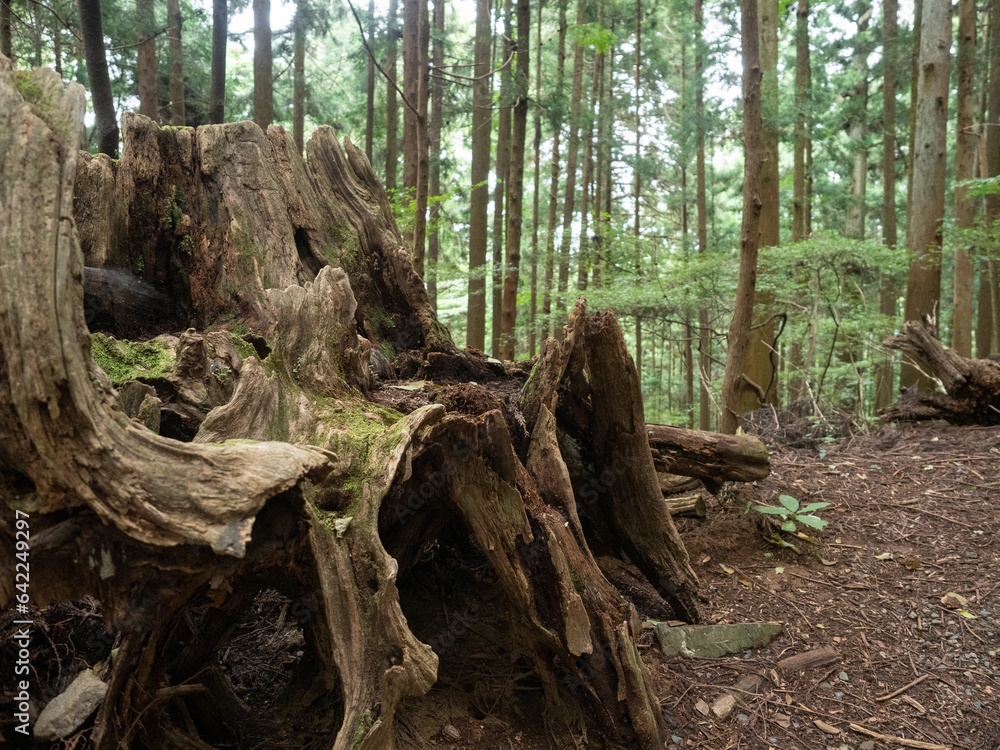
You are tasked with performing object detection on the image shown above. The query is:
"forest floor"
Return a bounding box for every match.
[642,419,1000,750]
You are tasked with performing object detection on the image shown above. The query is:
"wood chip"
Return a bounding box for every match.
[776,646,840,674]
[814,719,840,734]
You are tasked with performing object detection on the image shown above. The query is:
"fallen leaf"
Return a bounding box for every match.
[773,712,791,729]
[813,719,840,734]
[738,574,753,588]
[389,380,430,391]
[817,557,837,566]
[874,552,894,561]
[959,609,977,619]
[775,567,785,574]
[720,564,735,575]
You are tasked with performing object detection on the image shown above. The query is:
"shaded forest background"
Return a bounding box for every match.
[3,0,998,428]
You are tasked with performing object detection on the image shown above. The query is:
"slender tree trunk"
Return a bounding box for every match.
[209,0,227,124]
[293,5,305,154]
[412,0,430,278]
[578,46,599,293]
[738,0,777,413]
[0,0,10,61]
[976,9,993,357]
[593,37,607,290]
[386,0,399,195]
[696,0,711,430]
[952,0,976,357]
[905,0,922,246]
[168,0,185,125]
[402,0,419,237]
[722,0,763,434]
[876,0,898,410]
[528,0,542,355]
[136,0,158,121]
[77,0,119,156]
[845,1,869,240]
[792,0,809,242]
[633,0,642,376]
[253,0,274,128]
[366,0,375,162]
[556,0,587,330]
[984,0,1000,355]
[901,0,950,390]
[427,0,443,311]
[542,0,568,339]
[602,29,614,284]
[54,19,62,76]
[500,0,529,360]
[493,0,512,355]
[467,0,491,350]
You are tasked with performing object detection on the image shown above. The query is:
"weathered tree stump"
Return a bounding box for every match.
[0,59,706,749]
[882,320,1000,425]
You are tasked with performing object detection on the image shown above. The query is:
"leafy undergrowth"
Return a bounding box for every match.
[649,421,1000,749]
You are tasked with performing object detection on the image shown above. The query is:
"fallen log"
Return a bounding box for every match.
[665,494,707,519]
[882,320,1000,425]
[645,423,771,492]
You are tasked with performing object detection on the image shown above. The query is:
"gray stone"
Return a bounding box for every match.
[736,713,749,724]
[672,735,683,745]
[838,671,849,682]
[442,724,461,741]
[860,741,875,750]
[711,675,762,720]
[34,671,108,740]
[655,621,784,659]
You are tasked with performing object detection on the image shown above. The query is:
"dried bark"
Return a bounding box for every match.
[646,424,770,491]
[0,63,714,750]
[882,320,1000,424]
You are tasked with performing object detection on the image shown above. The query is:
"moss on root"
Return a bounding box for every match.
[91,333,175,384]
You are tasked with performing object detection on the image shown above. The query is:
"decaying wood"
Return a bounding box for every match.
[776,646,841,674]
[0,59,710,749]
[883,320,1000,425]
[658,473,702,495]
[665,494,707,518]
[646,422,771,492]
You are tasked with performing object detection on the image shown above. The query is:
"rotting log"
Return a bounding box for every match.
[646,423,770,492]
[0,58,702,749]
[665,494,707,519]
[883,320,1000,425]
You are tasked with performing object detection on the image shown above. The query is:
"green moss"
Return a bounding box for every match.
[230,207,273,289]
[365,305,394,330]
[91,333,175,384]
[264,386,291,442]
[425,318,454,351]
[229,333,258,362]
[351,712,373,750]
[12,71,42,103]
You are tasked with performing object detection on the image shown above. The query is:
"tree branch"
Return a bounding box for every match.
[345,0,420,119]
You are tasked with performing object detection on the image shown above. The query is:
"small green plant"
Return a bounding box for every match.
[750,495,831,550]
[213,362,233,383]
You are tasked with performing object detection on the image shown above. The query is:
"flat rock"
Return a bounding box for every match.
[656,621,784,659]
[776,645,840,674]
[34,671,108,740]
[711,675,762,719]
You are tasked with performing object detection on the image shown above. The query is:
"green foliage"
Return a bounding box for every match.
[751,494,832,549]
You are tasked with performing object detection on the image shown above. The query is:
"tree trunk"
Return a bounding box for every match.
[366,0,376,162]
[952,0,976,358]
[738,0,778,414]
[0,62,708,750]
[528,0,542,356]
[556,0,587,326]
[646,424,770,489]
[696,0,711,430]
[721,0,763,434]
[427,0,443,311]
[845,1,869,241]
[293,4,305,155]
[402,0,419,241]
[500,0,529,360]
[542,0,568,339]
[209,0,227,124]
[876,0,898,411]
[167,0,185,125]
[792,0,809,242]
[136,0,158,121]
[901,0,950,390]
[984,0,1000,355]
[904,0,921,262]
[633,0,642,378]
[467,0,490,350]
[77,0,119,156]
[253,0,274,128]
[412,0,430,279]
[493,0,512,356]
[386,0,399,195]
[0,0,10,61]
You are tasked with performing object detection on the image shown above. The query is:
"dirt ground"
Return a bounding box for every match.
[647,421,1000,750]
[4,419,999,749]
